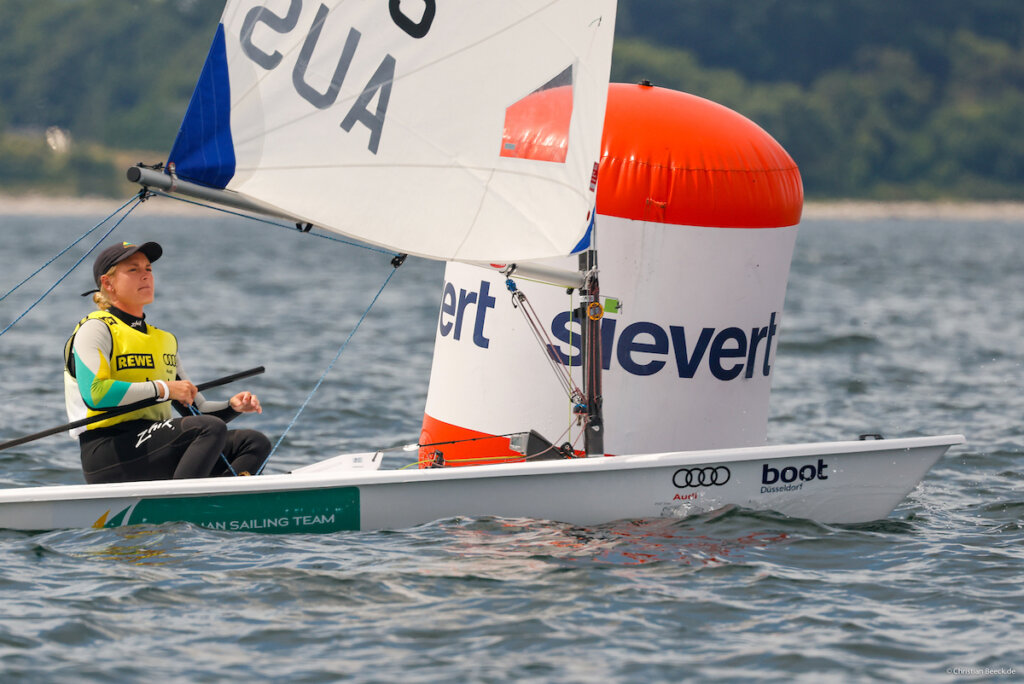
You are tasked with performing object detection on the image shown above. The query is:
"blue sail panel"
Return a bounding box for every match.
[166,24,235,189]
[571,209,595,253]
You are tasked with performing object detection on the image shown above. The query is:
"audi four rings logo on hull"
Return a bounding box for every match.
[672,466,731,488]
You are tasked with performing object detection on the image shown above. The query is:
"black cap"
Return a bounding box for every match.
[82,241,163,295]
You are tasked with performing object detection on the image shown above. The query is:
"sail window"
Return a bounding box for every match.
[500,65,574,163]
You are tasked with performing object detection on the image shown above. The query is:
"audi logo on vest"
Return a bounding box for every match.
[437,279,779,381]
[761,458,829,494]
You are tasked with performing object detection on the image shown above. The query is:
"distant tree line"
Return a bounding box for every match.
[614,0,1024,198]
[1,0,1021,199]
[0,0,219,196]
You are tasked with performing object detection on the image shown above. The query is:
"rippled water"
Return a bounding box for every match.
[0,204,1020,682]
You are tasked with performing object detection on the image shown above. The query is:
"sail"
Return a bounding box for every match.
[166,1,616,263]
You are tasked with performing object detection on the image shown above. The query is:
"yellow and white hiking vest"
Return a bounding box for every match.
[64,310,178,432]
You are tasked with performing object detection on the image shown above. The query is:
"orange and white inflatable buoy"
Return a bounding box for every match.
[420,83,803,467]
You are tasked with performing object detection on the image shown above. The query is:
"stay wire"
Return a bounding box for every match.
[257,263,402,475]
[510,286,583,401]
[0,195,143,339]
[0,195,140,304]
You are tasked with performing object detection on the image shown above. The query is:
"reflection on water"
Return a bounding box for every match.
[438,513,792,571]
[79,528,181,566]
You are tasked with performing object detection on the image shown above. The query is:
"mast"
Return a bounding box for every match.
[579,246,604,456]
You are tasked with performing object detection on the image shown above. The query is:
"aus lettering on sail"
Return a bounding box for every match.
[238,0,436,154]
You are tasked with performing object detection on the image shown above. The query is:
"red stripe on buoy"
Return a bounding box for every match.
[418,414,524,468]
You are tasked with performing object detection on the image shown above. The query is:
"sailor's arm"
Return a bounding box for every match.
[176,363,258,420]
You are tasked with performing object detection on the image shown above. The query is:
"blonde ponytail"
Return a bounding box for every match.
[92,265,118,310]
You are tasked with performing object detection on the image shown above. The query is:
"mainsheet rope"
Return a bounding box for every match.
[186,403,238,476]
[256,261,403,475]
[139,191,406,474]
[0,194,143,338]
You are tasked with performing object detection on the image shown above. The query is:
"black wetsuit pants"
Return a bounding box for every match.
[79,416,272,484]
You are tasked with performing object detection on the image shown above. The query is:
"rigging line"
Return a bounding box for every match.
[524,299,578,400]
[0,196,142,339]
[0,195,139,303]
[257,264,402,475]
[185,403,238,476]
[512,287,582,400]
[147,191,397,256]
[437,429,579,467]
[378,422,576,456]
[566,287,576,443]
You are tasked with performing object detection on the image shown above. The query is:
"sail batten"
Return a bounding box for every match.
[165,1,616,263]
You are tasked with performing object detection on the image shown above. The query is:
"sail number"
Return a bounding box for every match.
[239,1,436,154]
[389,0,436,38]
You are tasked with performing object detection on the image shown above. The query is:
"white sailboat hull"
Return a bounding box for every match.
[0,436,963,533]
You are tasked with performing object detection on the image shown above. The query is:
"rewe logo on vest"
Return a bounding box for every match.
[115,354,155,371]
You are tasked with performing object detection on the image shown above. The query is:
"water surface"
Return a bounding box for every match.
[0,204,1020,682]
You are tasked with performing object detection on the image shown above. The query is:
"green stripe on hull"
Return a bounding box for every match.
[105,486,361,533]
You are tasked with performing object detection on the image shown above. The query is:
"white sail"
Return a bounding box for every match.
[167,0,616,262]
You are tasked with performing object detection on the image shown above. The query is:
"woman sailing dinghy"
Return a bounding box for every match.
[0,0,962,533]
[65,240,269,483]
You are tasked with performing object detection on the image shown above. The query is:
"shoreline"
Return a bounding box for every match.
[800,200,1024,222]
[1,194,1022,222]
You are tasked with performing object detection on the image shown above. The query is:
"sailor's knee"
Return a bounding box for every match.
[204,415,228,438]
[250,431,272,457]
[186,414,228,442]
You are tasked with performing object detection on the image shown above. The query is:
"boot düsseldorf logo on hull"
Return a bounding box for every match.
[760,458,830,493]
